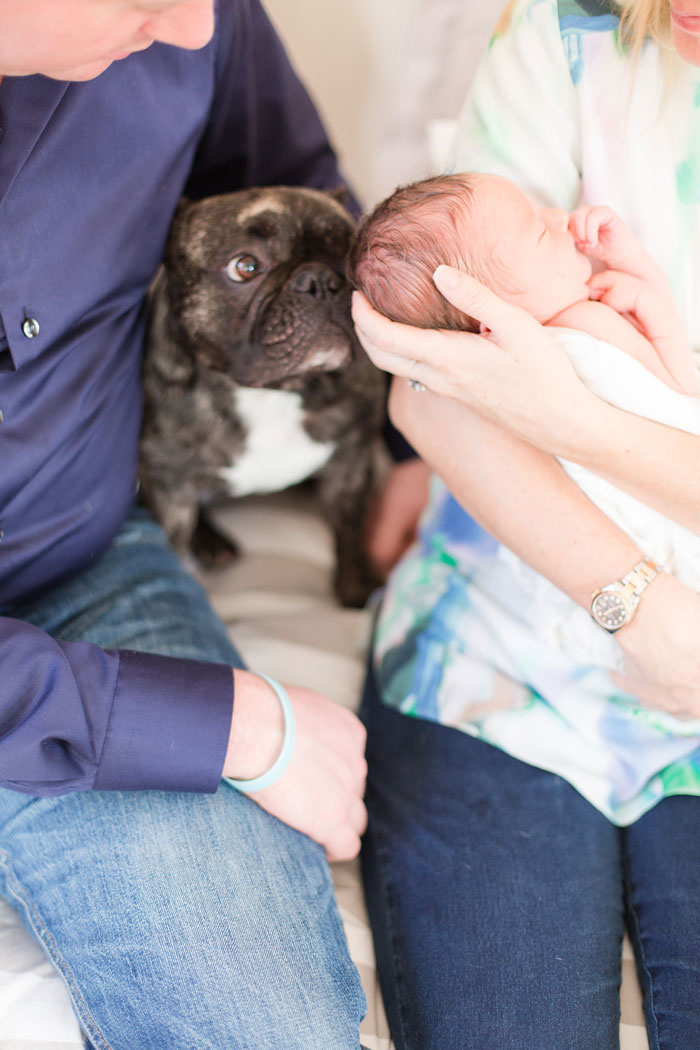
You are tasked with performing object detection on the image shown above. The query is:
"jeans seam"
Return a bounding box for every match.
[373,832,413,1050]
[622,845,660,1050]
[0,850,112,1050]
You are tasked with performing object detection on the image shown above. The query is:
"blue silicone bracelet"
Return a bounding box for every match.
[222,672,296,794]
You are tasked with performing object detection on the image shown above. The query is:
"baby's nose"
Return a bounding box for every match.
[546,208,570,233]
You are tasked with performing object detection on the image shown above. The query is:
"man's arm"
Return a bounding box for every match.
[0,617,232,795]
[0,618,367,859]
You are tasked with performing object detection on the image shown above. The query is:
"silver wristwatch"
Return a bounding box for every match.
[590,558,662,633]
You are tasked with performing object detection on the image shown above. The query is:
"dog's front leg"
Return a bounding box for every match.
[316,445,383,608]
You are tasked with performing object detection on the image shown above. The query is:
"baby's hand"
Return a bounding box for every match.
[569,205,670,291]
[588,268,697,394]
[569,205,633,265]
[587,267,646,318]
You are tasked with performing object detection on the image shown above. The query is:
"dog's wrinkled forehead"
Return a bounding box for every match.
[179,186,354,268]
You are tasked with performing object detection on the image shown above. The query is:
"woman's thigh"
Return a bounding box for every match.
[361,665,625,1050]
[0,507,366,1048]
[624,795,700,1050]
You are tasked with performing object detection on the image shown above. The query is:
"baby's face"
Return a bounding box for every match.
[468,176,592,323]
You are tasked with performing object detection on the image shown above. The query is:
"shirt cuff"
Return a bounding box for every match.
[93,650,233,793]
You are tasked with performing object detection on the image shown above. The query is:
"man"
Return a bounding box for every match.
[0,2,369,1044]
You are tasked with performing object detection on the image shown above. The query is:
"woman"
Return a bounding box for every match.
[353,1,700,1047]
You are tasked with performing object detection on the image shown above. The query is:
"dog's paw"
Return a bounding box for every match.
[334,560,383,609]
[191,515,240,569]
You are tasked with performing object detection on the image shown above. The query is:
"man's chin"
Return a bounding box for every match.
[46,58,114,82]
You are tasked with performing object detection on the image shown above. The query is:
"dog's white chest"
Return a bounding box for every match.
[219,387,336,496]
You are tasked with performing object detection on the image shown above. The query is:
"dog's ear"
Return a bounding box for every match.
[327,185,351,209]
[165,197,198,274]
[170,196,194,232]
[173,195,193,216]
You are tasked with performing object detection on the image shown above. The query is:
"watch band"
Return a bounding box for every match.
[590,558,662,633]
[619,558,662,598]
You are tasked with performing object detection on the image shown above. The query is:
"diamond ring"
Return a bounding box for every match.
[408,379,426,392]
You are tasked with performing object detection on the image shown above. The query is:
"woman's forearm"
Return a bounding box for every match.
[390,380,643,608]
[558,397,700,534]
[390,378,700,720]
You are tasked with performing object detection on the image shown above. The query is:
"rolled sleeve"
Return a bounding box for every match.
[0,618,234,797]
[93,650,233,794]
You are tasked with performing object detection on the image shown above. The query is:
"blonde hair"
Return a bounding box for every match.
[617,0,672,55]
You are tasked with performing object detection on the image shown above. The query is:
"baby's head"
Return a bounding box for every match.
[349,174,485,332]
[349,173,592,328]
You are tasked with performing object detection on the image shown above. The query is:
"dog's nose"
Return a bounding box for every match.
[292,266,343,299]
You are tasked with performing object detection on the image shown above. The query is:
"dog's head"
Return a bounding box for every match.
[160,186,360,387]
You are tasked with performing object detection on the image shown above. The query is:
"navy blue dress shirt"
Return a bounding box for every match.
[0,0,347,795]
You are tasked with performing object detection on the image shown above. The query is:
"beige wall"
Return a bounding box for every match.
[263,0,497,209]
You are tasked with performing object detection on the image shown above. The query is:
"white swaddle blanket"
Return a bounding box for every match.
[499,327,700,670]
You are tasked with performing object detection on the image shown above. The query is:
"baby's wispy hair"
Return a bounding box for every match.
[348,173,487,332]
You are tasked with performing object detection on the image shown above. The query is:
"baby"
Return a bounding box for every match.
[349,171,698,397]
[350,173,700,823]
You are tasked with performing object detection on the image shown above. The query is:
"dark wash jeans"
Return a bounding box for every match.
[361,661,700,1050]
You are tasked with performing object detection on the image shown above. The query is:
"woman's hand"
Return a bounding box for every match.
[352,266,604,458]
[365,458,432,577]
[613,573,700,720]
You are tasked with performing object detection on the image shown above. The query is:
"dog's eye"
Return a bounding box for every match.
[225,254,263,282]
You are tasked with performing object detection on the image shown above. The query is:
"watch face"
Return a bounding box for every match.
[592,591,629,631]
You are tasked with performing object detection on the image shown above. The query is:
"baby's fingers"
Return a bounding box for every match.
[587,268,641,311]
[569,205,615,253]
[569,207,598,251]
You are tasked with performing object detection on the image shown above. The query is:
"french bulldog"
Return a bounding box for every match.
[139,185,385,607]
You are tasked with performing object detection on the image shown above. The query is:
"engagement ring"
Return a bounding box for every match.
[408,379,426,392]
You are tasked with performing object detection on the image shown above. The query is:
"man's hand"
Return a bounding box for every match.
[224,670,367,861]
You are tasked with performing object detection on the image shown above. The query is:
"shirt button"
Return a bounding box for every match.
[22,317,40,339]
[0,530,4,543]
[0,409,3,424]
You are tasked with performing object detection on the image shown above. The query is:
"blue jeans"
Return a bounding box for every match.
[0,507,365,1049]
[361,662,700,1050]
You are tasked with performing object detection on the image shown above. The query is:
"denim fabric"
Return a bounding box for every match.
[361,662,700,1050]
[0,508,365,1048]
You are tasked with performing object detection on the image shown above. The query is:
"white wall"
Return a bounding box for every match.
[263,0,497,209]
